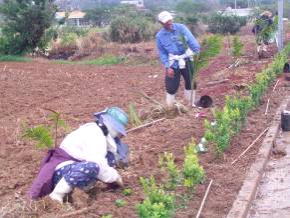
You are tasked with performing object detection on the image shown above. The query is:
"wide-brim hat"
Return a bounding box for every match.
[101,113,127,136]
[95,107,128,136]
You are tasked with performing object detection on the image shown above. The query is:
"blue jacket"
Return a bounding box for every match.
[156,23,200,69]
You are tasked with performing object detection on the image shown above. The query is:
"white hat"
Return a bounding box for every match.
[158,11,173,24]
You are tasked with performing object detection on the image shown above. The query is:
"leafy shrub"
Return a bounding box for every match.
[204,43,290,154]
[0,0,56,55]
[175,15,200,36]
[159,152,180,190]
[183,142,204,188]
[60,32,78,47]
[137,177,175,218]
[115,199,127,207]
[232,36,243,57]
[195,35,223,72]
[109,16,156,43]
[208,12,247,34]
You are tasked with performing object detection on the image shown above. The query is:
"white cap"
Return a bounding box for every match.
[158,11,173,24]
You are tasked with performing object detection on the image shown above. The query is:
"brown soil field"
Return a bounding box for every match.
[0,24,289,217]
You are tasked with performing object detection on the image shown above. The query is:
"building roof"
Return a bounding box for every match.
[56,10,86,19]
[223,7,253,17]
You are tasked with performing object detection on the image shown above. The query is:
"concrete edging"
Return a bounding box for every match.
[226,97,290,218]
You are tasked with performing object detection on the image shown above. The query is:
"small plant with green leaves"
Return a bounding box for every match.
[122,188,133,196]
[128,103,142,127]
[194,35,223,72]
[159,152,180,190]
[179,34,222,87]
[137,176,175,218]
[22,109,69,149]
[115,199,127,207]
[182,141,204,189]
[232,36,243,58]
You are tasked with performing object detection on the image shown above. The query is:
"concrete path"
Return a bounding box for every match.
[248,131,290,218]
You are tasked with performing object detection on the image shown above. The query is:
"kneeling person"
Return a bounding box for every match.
[28,107,129,203]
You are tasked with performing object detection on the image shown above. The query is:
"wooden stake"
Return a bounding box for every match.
[127,118,165,133]
[196,179,214,218]
[273,79,280,91]
[231,127,269,165]
[265,99,270,115]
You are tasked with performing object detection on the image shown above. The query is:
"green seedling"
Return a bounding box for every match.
[115,199,127,207]
[122,188,133,196]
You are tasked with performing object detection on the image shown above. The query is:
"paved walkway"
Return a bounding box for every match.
[248,131,290,218]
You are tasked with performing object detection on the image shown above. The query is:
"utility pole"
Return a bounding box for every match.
[235,0,237,9]
[277,0,284,51]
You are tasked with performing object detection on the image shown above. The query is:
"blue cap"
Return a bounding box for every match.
[95,107,128,136]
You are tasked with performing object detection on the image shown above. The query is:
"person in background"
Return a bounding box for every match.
[252,11,277,58]
[156,11,201,108]
[28,107,129,203]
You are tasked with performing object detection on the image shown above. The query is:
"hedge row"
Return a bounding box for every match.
[205,43,290,154]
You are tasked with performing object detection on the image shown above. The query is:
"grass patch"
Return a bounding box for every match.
[80,55,125,65]
[0,55,32,62]
[54,55,125,66]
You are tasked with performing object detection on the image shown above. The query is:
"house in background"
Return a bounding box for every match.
[223,7,253,17]
[120,0,144,8]
[55,10,90,27]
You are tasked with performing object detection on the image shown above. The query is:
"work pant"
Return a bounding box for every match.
[52,161,99,190]
[165,63,193,95]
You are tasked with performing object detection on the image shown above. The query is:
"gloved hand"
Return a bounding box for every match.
[115,176,124,188]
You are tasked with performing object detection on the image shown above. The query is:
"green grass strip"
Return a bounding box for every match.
[0,55,32,62]
[54,55,125,66]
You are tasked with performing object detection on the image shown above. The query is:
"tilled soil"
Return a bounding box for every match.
[0,25,289,217]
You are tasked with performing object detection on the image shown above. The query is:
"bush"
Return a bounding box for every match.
[0,0,56,55]
[175,15,200,36]
[207,12,247,35]
[137,177,175,218]
[109,16,156,43]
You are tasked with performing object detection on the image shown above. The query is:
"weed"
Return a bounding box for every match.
[122,188,133,196]
[115,199,127,207]
[128,103,142,127]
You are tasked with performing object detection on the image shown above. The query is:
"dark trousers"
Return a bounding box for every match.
[165,65,192,95]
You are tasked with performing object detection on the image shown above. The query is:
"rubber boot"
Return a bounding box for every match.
[49,177,72,203]
[166,93,175,108]
[184,89,196,107]
[257,45,262,58]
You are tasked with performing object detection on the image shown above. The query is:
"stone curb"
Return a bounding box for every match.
[226,97,290,218]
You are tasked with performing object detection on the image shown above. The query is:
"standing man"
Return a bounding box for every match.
[156,11,200,108]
